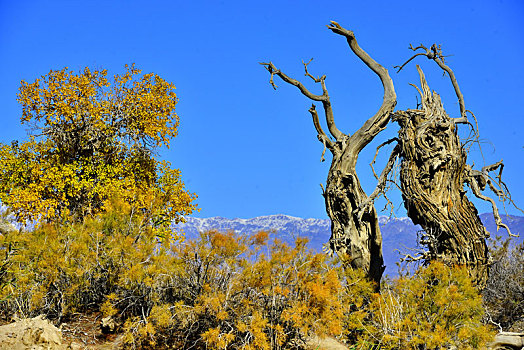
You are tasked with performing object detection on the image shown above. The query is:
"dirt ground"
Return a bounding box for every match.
[0,314,351,349]
[0,313,121,350]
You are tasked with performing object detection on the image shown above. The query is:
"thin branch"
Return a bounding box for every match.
[355,144,401,220]
[303,60,344,141]
[370,138,399,179]
[260,61,345,141]
[483,161,524,215]
[394,52,426,73]
[303,58,322,83]
[408,83,424,107]
[468,163,519,237]
[399,253,425,263]
[260,62,324,101]
[308,104,333,148]
[309,104,334,161]
[470,178,515,237]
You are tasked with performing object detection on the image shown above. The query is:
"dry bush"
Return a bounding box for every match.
[0,205,346,349]
[483,240,524,332]
[345,262,496,350]
[125,231,346,349]
[0,197,181,323]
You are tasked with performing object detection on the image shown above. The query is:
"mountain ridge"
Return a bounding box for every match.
[174,213,524,276]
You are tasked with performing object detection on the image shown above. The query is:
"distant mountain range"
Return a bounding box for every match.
[174,213,524,276]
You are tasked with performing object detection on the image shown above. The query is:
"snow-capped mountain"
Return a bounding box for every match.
[174,213,524,276]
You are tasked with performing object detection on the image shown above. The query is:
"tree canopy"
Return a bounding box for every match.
[0,64,196,225]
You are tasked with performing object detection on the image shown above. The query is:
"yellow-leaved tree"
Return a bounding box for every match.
[0,64,196,225]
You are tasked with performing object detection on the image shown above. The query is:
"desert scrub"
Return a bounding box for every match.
[0,196,182,322]
[0,211,346,349]
[0,211,496,349]
[483,240,524,331]
[122,231,347,349]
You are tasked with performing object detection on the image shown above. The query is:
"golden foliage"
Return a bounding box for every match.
[0,64,196,224]
[0,197,182,321]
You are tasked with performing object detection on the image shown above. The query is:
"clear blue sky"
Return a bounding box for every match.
[1,0,523,219]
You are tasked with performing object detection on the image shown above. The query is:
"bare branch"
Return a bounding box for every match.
[309,104,334,161]
[396,44,468,124]
[303,58,323,83]
[484,161,524,215]
[469,178,515,237]
[308,104,333,147]
[394,52,426,73]
[399,252,425,263]
[467,163,519,237]
[408,83,424,105]
[327,21,397,150]
[302,60,344,141]
[260,61,345,141]
[260,62,324,100]
[370,138,399,179]
[355,144,401,220]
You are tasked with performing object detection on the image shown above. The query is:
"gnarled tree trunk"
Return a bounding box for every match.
[394,66,490,286]
[324,146,385,285]
[380,44,518,287]
[262,22,396,285]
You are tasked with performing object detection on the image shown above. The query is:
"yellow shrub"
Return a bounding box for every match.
[0,196,183,323]
[347,261,496,349]
[127,231,347,349]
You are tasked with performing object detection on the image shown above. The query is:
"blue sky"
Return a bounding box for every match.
[1,0,523,219]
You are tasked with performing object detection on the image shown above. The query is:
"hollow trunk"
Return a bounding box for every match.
[393,66,489,286]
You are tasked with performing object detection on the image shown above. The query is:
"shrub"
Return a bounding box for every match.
[125,231,347,349]
[483,240,524,331]
[0,197,182,323]
[0,208,346,349]
[348,262,496,349]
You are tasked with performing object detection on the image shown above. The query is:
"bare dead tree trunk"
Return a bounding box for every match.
[367,45,521,287]
[393,66,490,285]
[262,22,396,286]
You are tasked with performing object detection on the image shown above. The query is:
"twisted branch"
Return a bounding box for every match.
[327,21,397,150]
[308,104,334,161]
[355,143,401,220]
[468,161,522,237]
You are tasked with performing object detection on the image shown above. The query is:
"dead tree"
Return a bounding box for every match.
[261,22,396,286]
[263,23,521,289]
[364,44,520,287]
